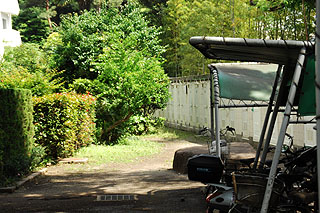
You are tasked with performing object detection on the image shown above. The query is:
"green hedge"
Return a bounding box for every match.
[0,88,34,181]
[33,92,96,160]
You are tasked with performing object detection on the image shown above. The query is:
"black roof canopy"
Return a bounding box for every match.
[189,36,314,65]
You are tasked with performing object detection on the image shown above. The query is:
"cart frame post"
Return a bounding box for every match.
[253,65,282,169]
[261,47,306,213]
[209,65,221,158]
[316,0,320,207]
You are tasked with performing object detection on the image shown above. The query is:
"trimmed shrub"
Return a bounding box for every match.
[0,88,34,182]
[33,92,96,160]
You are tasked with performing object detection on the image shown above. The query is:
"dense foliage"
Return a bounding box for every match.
[52,2,164,85]
[51,1,169,143]
[33,92,96,159]
[158,0,316,76]
[0,43,60,96]
[94,34,169,142]
[0,89,34,184]
[13,6,51,43]
[15,0,316,76]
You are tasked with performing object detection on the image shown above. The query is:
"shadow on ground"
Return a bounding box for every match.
[0,169,206,212]
[0,136,208,213]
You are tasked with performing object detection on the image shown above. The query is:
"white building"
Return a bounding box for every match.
[0,0,21,56]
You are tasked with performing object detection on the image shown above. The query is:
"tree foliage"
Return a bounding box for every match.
[0,44,60,96]
[94,33,169,142]
[51,1,165,85]
[13,6,51,43]
[160,0,315,76]
[51,1,169,143]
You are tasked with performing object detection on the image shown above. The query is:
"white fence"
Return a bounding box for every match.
[156,76,316,147]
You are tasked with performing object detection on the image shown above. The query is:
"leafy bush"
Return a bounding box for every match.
[0,43,61,96]
[0,89,34,184]
[0,66,60,96]
[68,78,98,95]
[33,92,96,160]
[94,38,169,143]
[29,143,46,170]
[2,43,49,73]
[127,116,166,135]
[49,1,169,144]
[13,7,51,43]
[52,0,165,85]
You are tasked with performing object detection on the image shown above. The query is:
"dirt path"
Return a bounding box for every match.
[0,137,208,212]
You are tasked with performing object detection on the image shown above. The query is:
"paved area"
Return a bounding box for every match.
[0,138,207,212]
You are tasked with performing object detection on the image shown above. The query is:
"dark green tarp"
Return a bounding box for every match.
[214,64,278,101]
[298,55,316,116]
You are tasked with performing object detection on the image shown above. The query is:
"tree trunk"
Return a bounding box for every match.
[302,0,309,40]
[46,0,52,29]
[107,112,134,133]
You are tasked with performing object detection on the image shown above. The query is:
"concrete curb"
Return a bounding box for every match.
[0,168,47,193]
[59,158,88,164]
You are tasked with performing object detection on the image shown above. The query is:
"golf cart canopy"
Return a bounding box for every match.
[190,36,315,116]
[189,36,319,211]
[189,36,314,65]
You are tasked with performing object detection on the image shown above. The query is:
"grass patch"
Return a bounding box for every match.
[67,127,206,170]
[74,137,163,165]
[143,127,209,144]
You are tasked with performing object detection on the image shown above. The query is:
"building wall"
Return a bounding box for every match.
[0,2,21,56]
[156,77,316,147]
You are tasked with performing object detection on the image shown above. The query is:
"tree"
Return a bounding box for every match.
[138,0,167,27]
[162,0,240,76]
[159,0,315,77]
[250,0,315,40]
[51,0,169,143]
[0,43,60,96]
[13,6,51,43]
[94,32,169,142]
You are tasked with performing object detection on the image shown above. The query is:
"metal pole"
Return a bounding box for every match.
[316,0,320,207]
[209,66,215,153]
[259,66,292,168]
[261,48,306,213]
[209,65,221,157]
[253,65,282,169]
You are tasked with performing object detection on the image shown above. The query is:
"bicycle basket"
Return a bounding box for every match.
[232,171,284,208]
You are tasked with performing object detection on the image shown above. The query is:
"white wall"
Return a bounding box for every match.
[0,1,21,56]
[156,77,316,147]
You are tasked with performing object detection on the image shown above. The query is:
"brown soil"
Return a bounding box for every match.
[0,137,208,212]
